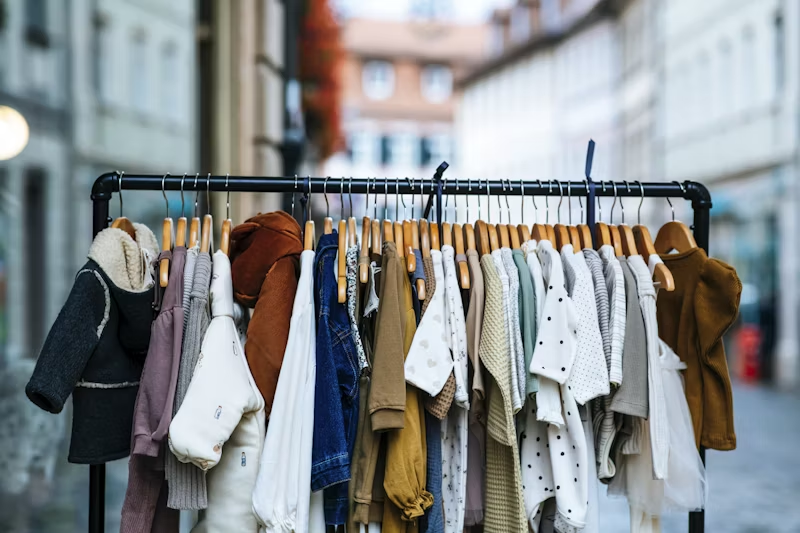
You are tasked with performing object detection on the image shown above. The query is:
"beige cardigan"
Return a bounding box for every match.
[479,255,527,533]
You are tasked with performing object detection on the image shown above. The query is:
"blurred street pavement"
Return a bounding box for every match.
[599,382,800,533]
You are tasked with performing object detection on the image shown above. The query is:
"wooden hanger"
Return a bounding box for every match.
[337,220,347,303]
[360,216,370,283]
[218,175,233,256]
[430,222,440,251]
[394,220,405,259]
[634,224,675,291]
[304,220,316,251]
[111,172,136,239]
[159,175,173,288]
[476,220,490,256]
[454,222,470,289]
[654,188,697,253]
[488,223,500,251]
[442,221,453,247]
[200,213,213,253]
[465,223,477,251]
[403,220,415,271]
[420,219,432,258]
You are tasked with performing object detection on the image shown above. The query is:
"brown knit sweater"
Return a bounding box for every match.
[656,248,741,451]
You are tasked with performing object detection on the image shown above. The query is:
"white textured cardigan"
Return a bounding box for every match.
[169,250,266,533]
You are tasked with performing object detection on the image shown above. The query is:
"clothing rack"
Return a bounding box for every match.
[88,150,712,533]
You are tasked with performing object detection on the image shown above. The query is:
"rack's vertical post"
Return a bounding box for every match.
[90,179,111,533]
[688,180,711,533]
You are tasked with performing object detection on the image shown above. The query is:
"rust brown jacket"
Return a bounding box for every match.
[230,211,302,418]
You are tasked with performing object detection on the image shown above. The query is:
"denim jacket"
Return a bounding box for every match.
[312,232,361,525]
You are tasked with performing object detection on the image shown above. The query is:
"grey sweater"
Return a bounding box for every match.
[610,258,648,417]
[166,252,212,510]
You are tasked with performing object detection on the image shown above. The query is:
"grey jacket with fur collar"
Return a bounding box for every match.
[26,224,159,463]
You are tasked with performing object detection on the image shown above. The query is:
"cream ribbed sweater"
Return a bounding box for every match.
[479,255,527,533]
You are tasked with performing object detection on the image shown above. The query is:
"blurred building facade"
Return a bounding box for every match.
[324,16,487,210]
[660,0,800,387]
[457,0,800,387]
[0,0,76,364]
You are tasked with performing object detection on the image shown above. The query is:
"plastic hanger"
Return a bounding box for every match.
[594,181,612,248]
[175,174,187,247]
[111,171,137,239]
[359,177,371,283]
[654,182,698,254]
[618,181,638,256]
[576,179,593,249]
[632,182,675,292]
[200,173,213,254]
[219,174,233,256]
[188,173,201,248]
[303,176,316,251]
[452,177,470,289]
[608,182,624,257]
[159,174,173,288]
[553,181,571,251]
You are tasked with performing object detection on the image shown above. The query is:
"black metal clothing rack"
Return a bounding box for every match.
[88,159,712,533]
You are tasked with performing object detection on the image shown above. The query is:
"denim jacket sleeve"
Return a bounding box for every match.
[369,243,407,432]
[311,248,355,492]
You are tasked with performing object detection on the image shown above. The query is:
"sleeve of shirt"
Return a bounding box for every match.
[369,252,407,431]
[26,270,107,414]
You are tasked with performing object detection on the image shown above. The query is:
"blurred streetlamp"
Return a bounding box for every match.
[0,105,29,160]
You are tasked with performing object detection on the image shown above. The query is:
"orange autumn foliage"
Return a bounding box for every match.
[300,0,344,160]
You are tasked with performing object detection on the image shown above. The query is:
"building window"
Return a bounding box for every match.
[130,30,149,114]
[380,135,392,165]
[510,7,531,43]
[349,130,376,166]
[160,42,179,122]
[94,16,113,105]
[774,11,784,96]
[392,133,418,167]
[362,60,394,101]
[429,133,451,165]
[26,0,49,47]
[489,23,504,57]
[420,64,452,103]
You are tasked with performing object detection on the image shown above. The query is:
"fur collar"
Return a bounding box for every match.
[88,223,158,292]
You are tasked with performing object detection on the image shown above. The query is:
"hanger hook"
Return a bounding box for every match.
[340,177,345,220]
[225,173,230,219]
[292,175,298,219]
[579,180,586,223]
[398,177,406,220]
[486,177,492,223]
[567,181,573,225]
[556,180,564,224]
[497,179,504,224]
[407,177,415,219]
[665,195,675,222]
[519,178,525,223]
[610,181,618,224]
[116,170,125,217]
[598,181,605,222]
[503,179,510,224]
[205,173,211,214]
[454,177,460,223]
[621,181,629,224]
[419,178,425,219]
[323,176,330,218]
[193,173,200,217]
[384,177,389,220]
[180,173,186,218]
[477,178,482,221]
[532,179,540,223]
[637,181,644,224]
[466,178,472,221]
[162,173,170,218]
[373,177,379,219]
[348,177,353,218]
[545,180,551,224]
